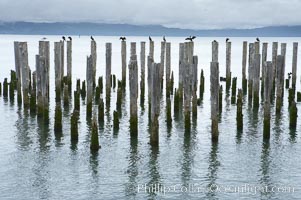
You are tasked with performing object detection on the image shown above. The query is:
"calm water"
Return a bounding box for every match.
[0,35,301,200]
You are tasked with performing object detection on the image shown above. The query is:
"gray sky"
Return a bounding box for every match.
[0,0,300,29]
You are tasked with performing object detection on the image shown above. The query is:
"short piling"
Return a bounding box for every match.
[236,89,243,130]
[263,61,273,139]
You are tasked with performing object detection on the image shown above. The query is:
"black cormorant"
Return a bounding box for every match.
[119,37,126,41]
[91,36,94,41]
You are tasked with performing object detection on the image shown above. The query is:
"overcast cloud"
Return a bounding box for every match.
[0,0,300,29]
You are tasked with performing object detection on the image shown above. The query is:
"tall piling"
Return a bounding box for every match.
[292,42,298,89]
[242,41,248,94]
[91,40,97,87]
[166,42,171,97]
[261,43,268,97]
[86,55,93,118]
[253,54,261,108]
[211,61,219,142]
[276,55,285,114]
[263,61,273,139]
[178,43,184,101]
[226,41,231,90]
[140,41,146,103]
[160,41,166,90]
[54,42,62,102]
[129,42,138,135]
[67,40,72,92]
[192,56,198,118]
[18,42,30,108]
[30,71,36,114]
[39,41,50,101]
[248,43,255,103]
[150,63,161,146]
[106,43,112,101]
[121,40,127,88]
[272,42,278,94]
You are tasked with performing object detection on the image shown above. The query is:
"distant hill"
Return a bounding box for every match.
[0,22,301,36]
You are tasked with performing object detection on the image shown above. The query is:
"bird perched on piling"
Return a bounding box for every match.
[62,36,66,41]
[41,37,47,40]
[213,40,217,43]
[256,37,260,42]
[163,36,166,42]
[91,36,94,41]
[185,36,196,41]
[226,38,230,42]
[68,36,72,41]
[149,36,152,41]
[119,37,126,41]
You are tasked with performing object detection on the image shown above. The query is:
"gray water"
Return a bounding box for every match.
[0,35,301,200]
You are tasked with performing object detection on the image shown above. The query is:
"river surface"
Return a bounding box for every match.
[0,35,301,199]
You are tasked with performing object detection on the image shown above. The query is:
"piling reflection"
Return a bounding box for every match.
[125,136,139,198]
[259,140,273,199]
[206,141,220,199]
[146,145,161,199]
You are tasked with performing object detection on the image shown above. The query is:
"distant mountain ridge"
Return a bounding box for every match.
[0,21,301,36]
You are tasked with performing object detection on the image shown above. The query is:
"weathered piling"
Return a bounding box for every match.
[112,74,116,89]
[236,89,243,130]
[60,41,64,82]
[91,40,97,87]
[192,56,198,118]
[86,55,93,118]
[121,40,127,88]
[272,42,278,93]
[150,63,161,145]
[263,61,273,139]
[98,98,104,125]
[76,79,80,92]
[219,85,223,113]
[30,71,36,113]
[212,41,218,62]
[116,86,122,111]
[253,54,261,108]
[210,61,219,142]
[255,41,260,54]
[276,55,285,114]
[90,112,100,151]
[170,71,174,95]
[165,42,171,97]
[289,101,298,129]
[113,110,119,131]
[36,54,49,119]
[281,43,287,65]
[98,76,103,94]
[54,42,62,102]
[178,43,184,100]
[70,110,79,142]
[3,78,8,97]
[14,42,22,104]
[226,41,231,90]
[297,92,301,102]
[63,84,69,107]
[129,42,138,134]
[9,81,14,102]
[166,97,172,127]
[248,43,254,103]
[148,40,154,102]
[242,41,248,94]
[38,41,50,101]
[288,88,294,107]
[261,43,268,97]
[54,102,62,132]
[0,82,2,96]
[231,77,237,104]
[160,41,166,90]
[95,86,100,104]
[106,43,112,96]
[140,41,146,103]
[74,90,80,111]
[199,69,205,100]
[17,42,30,108]
[67,40,72,91]
[292,42,298,89]
[81,81,86,98]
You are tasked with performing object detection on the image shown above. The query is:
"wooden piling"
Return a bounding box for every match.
[192,56,198,118]
[106,43,112,94]
[272,42,278,93]
[297,92,301,102]
[90,112,100,151]
[0,82,2,96]
[165,42,171,97]
[63,84,69,107]
[140,41,146,102]
[160,41,166,90]
[253,54,261,108]
[54,42,62,102]
[199,69,205,100]
[178,43,184,100]
[30,71,36,114]
[231,77,237,104]
[261,43,268,97]
[54,102,62,132]
[219,85,223,113]
[71,110,79,142]
[236,89,243,130]
[14,42,22,103]
[86,55,93,118]
[81,81,86,98]
[121,40,127,88]
[289,101,298,129]
[276,55,285,114]
[113,110,119,130]
[98,98,104,124]
[150,63,161,145]
[248,43,255,103]
[91,40,97,87]
[98,76,103,94]
[74,90,80,111]
[292,42,298,89]
[38,41,50,102]
[148,41,154,103]
[226,41,232,90]
[212,41,218,62]
[129,42,138,134]
[76,79,80,92]
[67,40,72,91]
[263,61,273,139]
[242,41,248,94]
[210,61,219,141]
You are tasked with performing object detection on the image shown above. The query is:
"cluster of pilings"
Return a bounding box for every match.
[1,38,300,150]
